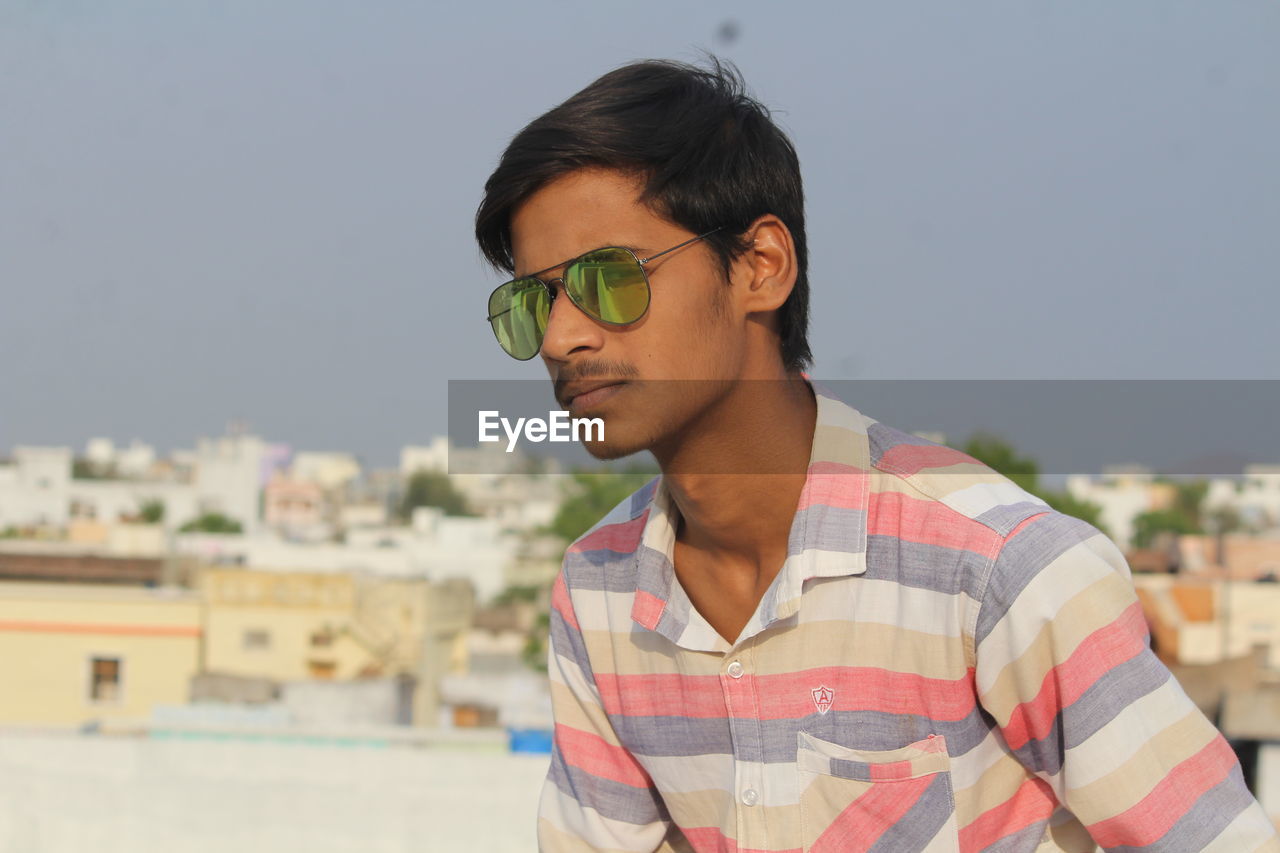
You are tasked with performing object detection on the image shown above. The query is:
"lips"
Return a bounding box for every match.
[559,380,627,412]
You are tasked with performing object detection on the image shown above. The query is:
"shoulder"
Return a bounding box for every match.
[976,508,1134,639]
[865,417,1051,538]
[860,415,1130,618]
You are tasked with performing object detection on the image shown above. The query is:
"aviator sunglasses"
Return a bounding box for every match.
[485,228,722,360]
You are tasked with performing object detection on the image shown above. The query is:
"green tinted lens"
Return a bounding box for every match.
[564,248,650,324]
[488,278,549,360]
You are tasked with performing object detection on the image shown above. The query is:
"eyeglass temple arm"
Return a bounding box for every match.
[637,227,724,265]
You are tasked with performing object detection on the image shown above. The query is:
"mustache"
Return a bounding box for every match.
[553,360,641,406]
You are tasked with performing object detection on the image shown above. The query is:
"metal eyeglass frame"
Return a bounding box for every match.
[484,228,724,345]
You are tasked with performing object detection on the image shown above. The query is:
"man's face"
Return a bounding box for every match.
[509,167,746,460]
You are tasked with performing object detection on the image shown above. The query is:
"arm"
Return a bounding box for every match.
[538,571,683,852]
[973,511,1279,852]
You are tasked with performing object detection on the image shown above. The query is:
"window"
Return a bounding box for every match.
[243,629,271,651]
[89,656,121,703]
[307,660,336,679]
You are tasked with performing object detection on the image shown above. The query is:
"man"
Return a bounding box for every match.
[474,59,1278,852]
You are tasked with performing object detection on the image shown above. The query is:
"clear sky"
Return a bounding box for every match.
[2,1,1277,467]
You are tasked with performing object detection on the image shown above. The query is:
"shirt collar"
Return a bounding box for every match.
[630,380,872,649]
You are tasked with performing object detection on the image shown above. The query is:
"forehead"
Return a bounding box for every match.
[509,167,673,275]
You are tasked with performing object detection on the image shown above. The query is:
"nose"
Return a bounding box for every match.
[540,279,604,364]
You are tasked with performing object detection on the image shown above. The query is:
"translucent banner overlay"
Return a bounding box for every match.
[446,379,1280,477]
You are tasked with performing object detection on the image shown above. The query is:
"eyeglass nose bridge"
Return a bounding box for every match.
[541,275,579,315]
[539,273,615,331]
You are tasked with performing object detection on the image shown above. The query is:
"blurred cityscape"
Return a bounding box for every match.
[1,425,1279,846]
[0,430,573,851]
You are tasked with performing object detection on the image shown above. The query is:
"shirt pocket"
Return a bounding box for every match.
[796,731,960,853]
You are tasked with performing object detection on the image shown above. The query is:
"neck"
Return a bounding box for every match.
[654,373,817,563]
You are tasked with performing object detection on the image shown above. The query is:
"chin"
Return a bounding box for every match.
[575,415,664,461]
[580,434,649,461]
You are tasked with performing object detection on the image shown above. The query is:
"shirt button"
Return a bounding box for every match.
[740,788,758,806]
[727,660,744,679]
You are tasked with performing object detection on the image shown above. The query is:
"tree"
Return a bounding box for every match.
[138,499,165,524]
[179,512,243,534]
[512,462,659,675]
[1040,490,1106,531]
[493,584,541,605]
[1124,478,1210,549]
[72,459,112,480]
[961,432,1040,495]
[1205,504,1244,537]
[400,470,475,520]
[1130,508,1199,549]
[957,433,1108,534]
[1170,479,1209,531]
[522,611,551,673]
[548,463,660,543]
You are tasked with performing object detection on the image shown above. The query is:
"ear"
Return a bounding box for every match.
[732,215,797,316]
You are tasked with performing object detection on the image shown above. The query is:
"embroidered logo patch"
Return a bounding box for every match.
[811,685,835,715]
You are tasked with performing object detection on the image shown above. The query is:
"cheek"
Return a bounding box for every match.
[627,270,737,374]
[671,275,731,333]
[639,299,729,370]
[690,281,738,356]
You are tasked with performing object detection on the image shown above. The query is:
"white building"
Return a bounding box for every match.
[1065,468,1156,549]
[400,438,562,535]
[292,452,361,491]
[82,438,156,478]
[193,434,267,534]
[400,438,450,477]
[69,478,200,532]
[0,432,268,537]
[1206,464,1280,532]
[0,446,73,528]
[177,506,519,604]
[85,437,117,468]
[117,440,158,479]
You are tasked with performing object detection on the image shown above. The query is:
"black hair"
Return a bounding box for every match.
[475,56,812,372]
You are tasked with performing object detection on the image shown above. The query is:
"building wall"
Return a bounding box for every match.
[0,581,201,726]
[291,452,360,490]
[1226,581,1280,668]
[1207,466,1280,531]
[1220,536,1280,580]
[68,479,200,535]
[67,520,167,557]
[200,567,456,685]
[263,475,327,533]
[1065,473,1156,549]
[201,568,359,681]
[0,447,72,529]
[195,434,265,535]
[181,512,518,604]
[1135,575,1280,669]
[1,442,254,536]
[400,439,449,476]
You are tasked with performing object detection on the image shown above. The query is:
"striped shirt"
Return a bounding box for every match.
[538,383,1279,852]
